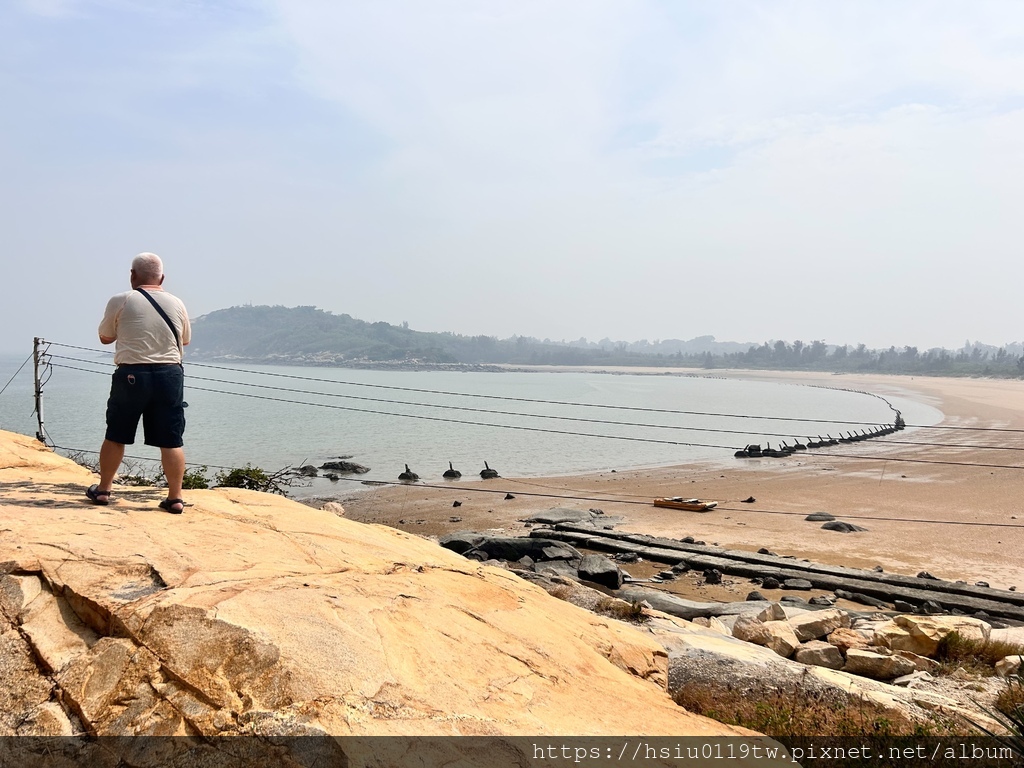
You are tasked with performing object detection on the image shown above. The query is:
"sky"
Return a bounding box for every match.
[2,0,1023,355]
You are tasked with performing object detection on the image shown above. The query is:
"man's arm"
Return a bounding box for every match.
[98,293,126,345]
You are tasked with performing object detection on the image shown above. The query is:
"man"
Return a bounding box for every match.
[87,253,191,514]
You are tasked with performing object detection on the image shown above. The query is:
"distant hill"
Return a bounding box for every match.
[188,305,1024,377]
[187,305,747,367]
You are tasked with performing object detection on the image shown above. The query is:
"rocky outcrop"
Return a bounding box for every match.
[0,430,746,744]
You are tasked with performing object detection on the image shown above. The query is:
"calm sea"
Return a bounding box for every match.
[0,351,942,498]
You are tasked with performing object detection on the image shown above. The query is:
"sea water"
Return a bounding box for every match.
[0,351,942,497]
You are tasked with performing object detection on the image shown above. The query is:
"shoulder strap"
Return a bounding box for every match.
[135,288,182,356]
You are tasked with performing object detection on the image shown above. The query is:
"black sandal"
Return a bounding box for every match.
[86,484,111,506]
[159,498,185,515]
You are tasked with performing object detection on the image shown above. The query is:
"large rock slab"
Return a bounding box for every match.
[793,640,845,670]
[521,507,601,525]
[618,588,775,620]
[788,608,850,642]
[874,615,993,656]
[843,649,918,681]
[0,430,743,742]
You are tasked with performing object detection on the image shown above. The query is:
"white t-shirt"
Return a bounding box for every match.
[98,288,191,365]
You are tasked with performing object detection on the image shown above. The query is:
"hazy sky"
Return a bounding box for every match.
[3,1,1023,355]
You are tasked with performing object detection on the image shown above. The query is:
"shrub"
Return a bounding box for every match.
[182,465,210,490]
[214,464,288,495]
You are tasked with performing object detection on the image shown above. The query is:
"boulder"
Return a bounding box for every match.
[436,531,485,555]
[995,655,1023,678]
[318,460,370,474]
[991,627,1024,646]
[793,640,845,670]
[885,615,992,656]
[319,502,345,516]
[821,521,867,533]
[805,512,835,521]
[843,649,918,681]
[762,621,801,658]
[578,554,624,589]
[782,578,813,591]
[827,627,872,655]
[787,608,850,642]
[531,560,580,581]
[894,650,940,673]
[732,615,772,646]
[754,602,787,622]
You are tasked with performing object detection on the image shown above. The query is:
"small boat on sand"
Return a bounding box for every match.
[652,497,718,512]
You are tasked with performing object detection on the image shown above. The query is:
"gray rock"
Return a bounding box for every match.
[441,534,581,563]
[578,554,624,589]
[703,568,722,585]
[893,600,915,613]
[520,507,598,525]
[805,512,836,521]
[746,591,766,602]
[531,561,580,581]
[782,578,813,590]
[821,521,868,533]
[319,460,370,474]
[617,589,775,621]
[761,577,781,590]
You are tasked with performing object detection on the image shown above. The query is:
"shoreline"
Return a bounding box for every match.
[339,370,1024,594]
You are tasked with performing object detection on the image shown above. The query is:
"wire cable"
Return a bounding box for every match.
[43,343,915,429]
[45,360,1024,470]
[0,352,33,398]
[43,441,1024,530]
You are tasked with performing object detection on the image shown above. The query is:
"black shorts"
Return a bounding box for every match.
[104,364,186,448]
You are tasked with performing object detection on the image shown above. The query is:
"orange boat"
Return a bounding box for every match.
[652,497,718,512]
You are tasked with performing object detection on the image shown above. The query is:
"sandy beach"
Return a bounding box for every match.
[340,370,1024,598]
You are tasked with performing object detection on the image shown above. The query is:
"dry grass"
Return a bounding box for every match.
[996,672,1024,720]
[547,585,574,601]
[936,633,1024,677]
[593,597,648,624]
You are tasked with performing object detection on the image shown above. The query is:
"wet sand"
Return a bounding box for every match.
[339,371,1024,595]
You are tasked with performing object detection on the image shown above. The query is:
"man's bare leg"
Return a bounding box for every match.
[161,446,185,501]
[98,439,125,494]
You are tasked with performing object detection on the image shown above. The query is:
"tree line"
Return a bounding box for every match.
[188,305,1024,378]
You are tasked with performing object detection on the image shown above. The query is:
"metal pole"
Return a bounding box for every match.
[33,337,45,443]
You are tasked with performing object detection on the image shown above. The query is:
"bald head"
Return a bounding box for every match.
[131,252,164,285]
